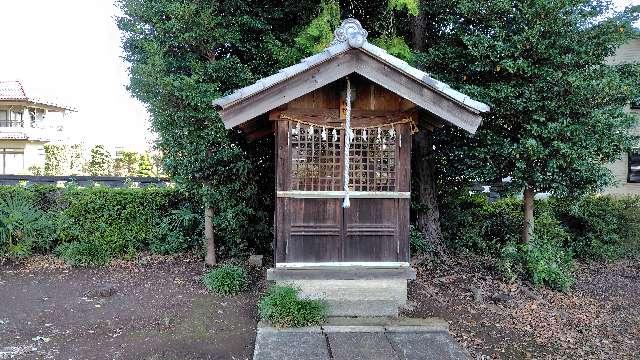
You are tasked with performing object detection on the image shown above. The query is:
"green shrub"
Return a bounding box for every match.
[409,225,432,254]
[151,206,203,255]
[0,185,204,264]
[550,195,640,260]
[0,194,55,258]
[54,241,112,267]
[203,264,248,295]
[498,213,575,291]
[440,194,522,254]
[55,187,177,265]
[258,285,327,328]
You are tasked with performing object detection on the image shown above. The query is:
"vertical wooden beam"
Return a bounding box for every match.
[275,120,289,263]
[397,124,412,262]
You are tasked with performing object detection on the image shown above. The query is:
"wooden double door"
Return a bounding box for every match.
[274,119,411,265]
[283,197,407,263]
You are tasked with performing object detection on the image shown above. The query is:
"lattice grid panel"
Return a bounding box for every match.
[290,124,342,191]
[289,122,398,192]
[348,129,396,192]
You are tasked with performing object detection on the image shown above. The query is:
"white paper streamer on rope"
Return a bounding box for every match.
[343,78,353,208]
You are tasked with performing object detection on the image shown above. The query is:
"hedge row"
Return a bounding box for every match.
[434,193,640,290]
[0,185,203,265]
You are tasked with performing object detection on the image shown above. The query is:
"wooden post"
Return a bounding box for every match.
[204,205,216,266]
[521,187,535,243]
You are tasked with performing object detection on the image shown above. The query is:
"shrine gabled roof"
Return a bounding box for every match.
[213,18,489,134]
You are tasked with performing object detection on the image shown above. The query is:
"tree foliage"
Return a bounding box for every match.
[86,145,113,176]
[415,1,640,197]
[117,0,320,257]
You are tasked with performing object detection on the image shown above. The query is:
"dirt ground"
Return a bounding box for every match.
[404,256,640,359]
[1,255,639,360]
[0,255,264,360]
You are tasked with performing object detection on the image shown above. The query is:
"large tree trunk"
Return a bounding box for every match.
[204,205,216,266]
[413,129,446,257]
[411,2,428,51]
[521,186,535,243]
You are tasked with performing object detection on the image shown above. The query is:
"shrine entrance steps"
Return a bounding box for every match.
[266,266,416,317]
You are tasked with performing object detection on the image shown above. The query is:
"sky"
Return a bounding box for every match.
[0,0,638,152]
[0,0,150,151]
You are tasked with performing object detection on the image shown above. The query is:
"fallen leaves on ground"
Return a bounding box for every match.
[404,256,640,359]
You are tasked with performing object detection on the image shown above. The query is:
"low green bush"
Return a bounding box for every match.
[54,187,177,265]
[409,225,432,254]
[203,264,248,295]
[498,213,575,291]
[258,285,327,328]
[0,194,56,258]
[0,184,203,265]
[151,206,203,255]
[549,195,640,260]
[440,194,522,254]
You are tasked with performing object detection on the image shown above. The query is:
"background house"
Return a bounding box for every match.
[0,80,75,174]
[605,39,640,195]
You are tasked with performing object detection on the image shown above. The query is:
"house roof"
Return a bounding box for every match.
[0,80,76,112]
[213,18,489,134]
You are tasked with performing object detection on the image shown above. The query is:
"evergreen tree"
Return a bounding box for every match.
[117,0,320,263]
[413,0,640,242]
[136,153,154,177]
[86,145,113,176]
[113,151,140,177]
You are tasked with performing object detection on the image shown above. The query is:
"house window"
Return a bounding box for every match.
[0,110,24,127]
[0,148,25,174]
[629,149,640,183]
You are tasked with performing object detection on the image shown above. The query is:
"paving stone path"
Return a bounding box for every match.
[253,318,470,360]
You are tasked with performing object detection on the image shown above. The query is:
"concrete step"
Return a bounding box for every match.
[326,299,400,317]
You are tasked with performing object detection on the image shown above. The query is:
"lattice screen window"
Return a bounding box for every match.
[289,122,398,192]
[290,124,342,191]
[348,129,396,191]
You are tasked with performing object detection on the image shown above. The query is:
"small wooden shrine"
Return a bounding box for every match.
[213,19,489,316]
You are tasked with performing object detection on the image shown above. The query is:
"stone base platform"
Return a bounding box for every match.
[253,317,470,360]
[266,267,416,317]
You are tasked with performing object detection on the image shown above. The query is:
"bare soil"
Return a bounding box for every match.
[2,254,638,360]
[404,256,640,359]
[0,255,265,360]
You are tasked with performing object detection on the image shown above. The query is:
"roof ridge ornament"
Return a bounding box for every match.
[331,18,368,48]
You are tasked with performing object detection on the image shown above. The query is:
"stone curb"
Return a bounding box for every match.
[257,318,449,334]
[385,325,448,333]
[257,321,323,333]
[322,325,386,333]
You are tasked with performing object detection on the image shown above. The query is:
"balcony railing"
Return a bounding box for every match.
[0,120,24,127]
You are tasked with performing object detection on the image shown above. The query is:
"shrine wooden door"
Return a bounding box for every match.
[274,119,411,265]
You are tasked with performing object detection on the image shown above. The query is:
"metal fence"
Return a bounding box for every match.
[0,175,172,188]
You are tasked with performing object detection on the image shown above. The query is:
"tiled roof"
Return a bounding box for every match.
[213,19,490,115]
[0,81,27,100]
[0,80,76,111]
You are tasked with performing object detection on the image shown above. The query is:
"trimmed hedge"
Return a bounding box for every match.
[0,185,202,266]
